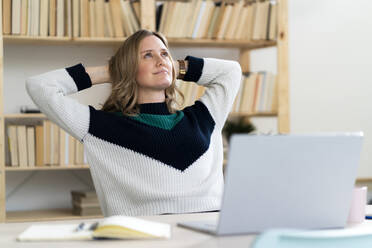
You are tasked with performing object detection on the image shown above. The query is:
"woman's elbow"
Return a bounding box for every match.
[227,61,242,84]
[25,76,40,96]
[231,61,242,77]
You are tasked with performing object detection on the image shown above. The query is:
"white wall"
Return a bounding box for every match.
[5,0,372,211]
[288,0,372,178]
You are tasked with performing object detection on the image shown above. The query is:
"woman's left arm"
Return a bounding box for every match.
[181,56,242,129]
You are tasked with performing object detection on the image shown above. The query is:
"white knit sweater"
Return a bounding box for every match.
[26,56,242,216]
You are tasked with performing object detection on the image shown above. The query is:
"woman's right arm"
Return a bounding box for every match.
[26,64,95,142]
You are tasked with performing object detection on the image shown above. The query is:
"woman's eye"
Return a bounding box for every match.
[144,53,152,58]
[162,52,169,57]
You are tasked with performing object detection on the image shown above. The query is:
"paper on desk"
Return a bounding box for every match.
[17,224,93,241]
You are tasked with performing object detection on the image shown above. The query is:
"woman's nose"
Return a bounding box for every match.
[155,55,165,66]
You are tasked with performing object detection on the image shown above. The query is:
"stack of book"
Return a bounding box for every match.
[6,119,86,167]
[2,0,141,38]
[232,71,278,114]
[156,0,278,40]
[71,189,102,216]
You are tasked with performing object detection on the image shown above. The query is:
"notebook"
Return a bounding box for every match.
[17,215,171,241]
[178,133,364,235]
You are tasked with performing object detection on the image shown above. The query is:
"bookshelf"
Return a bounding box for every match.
[0,0,289,222]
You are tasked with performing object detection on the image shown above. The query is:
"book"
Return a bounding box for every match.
[43,120,51,165]
[168,1,182,38]
[71,189,97,198]
[27,0,32,35]
[95,0,105,37]
[26,126,35,167]
[17,125,28,168]
[191,0,206,39]
[127,0,140,33]
[158,1,168,33]
[7,125,19,167]
[35,125,44,166]
[198,0,215,38]
[268,1,278,40]
[65,0,72,37]
[155,2,163,32]
[120,0,134,36]
[206,3,220,38]
[216,3,233,39]
[103,0,114,37]
[72,0,80,37]
[49,0,57,36]
[110,0,124,37]
[12,0,22,35]
[224,0,243,40]
[178,1,193,38]
[17,215,171,241]
[21,0,28,35]
[131,0,140,22]
[56,0,65,36]
[51,122,60,165]
[59,128,67,166]
[39,0,49,36]
[32,0,40,36]
[80,0,89,37]
[72,195,99,204]
[72,200,100,208]
[3,0,12,34]
[72,206,102,216]
[233,2,246,39]
[89,0,96,37]
[243,1,256,40]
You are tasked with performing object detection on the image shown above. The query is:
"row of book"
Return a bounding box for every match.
[3,0,277,41]
[156,0,278,40]
[232,71,278,114]
[6,120,86,167]
[71,189,102,216]
[2,0,141,38]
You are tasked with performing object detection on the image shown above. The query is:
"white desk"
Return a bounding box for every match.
[1,212,372,248]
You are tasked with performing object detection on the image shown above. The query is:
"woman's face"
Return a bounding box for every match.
[136,35,173,92]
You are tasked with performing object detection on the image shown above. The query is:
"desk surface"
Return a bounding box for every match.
[1,212,372,248]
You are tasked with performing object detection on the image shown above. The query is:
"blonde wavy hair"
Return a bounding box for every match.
[101,29,183,115]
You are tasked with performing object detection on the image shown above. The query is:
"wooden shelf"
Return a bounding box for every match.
[6,209,103,223]
[3,35,71,45]
[168,38,276,49]
[3,35,277,49]
[229,112,278,118]
[3,113,46,119]
[356,178,372,183]
[5,165,90,171]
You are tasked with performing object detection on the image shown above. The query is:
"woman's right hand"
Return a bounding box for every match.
[85,65,111,85]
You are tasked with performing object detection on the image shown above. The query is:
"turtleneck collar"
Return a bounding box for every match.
[138,102,171,115]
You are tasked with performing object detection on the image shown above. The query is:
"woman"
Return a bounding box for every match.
[26,30,242,216]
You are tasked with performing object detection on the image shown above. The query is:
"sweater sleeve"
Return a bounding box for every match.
[184,56,242,129]
[25,64,92,142]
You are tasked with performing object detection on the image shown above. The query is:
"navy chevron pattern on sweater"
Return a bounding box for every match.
[88,101,215,171]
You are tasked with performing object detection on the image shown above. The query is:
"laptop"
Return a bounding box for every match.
[178,133,364,235]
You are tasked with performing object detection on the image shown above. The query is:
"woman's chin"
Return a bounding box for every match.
[157,80,172,89]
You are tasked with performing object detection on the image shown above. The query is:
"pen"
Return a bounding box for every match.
[365,216,372,220]
[74,222,85,232]
[89,222,99,230]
